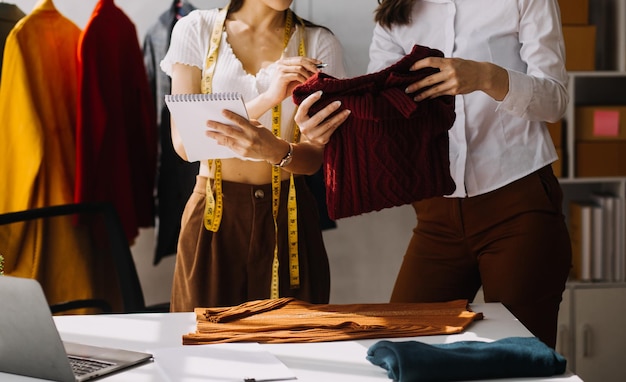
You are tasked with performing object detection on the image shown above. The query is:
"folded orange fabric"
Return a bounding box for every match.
[183,298,483,345]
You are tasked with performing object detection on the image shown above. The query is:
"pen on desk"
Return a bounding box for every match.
[243,377,297,382]
[316,63,328,69]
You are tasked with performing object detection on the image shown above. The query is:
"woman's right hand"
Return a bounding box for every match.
[264,57,321,106]
[295,91,351,146]
[247,57,322,120]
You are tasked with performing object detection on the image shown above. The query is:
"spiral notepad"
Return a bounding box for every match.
[165,92,251,162]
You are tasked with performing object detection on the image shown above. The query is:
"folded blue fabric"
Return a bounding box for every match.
[366,336,567,382]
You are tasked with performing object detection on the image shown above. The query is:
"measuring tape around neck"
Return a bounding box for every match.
[201,6,304,298]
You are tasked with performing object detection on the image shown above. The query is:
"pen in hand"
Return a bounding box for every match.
[316,63,328,69]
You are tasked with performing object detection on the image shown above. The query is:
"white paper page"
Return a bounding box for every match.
[165,93,261,162]
[151,343,296,382]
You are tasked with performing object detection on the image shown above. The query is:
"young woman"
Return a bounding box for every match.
[297,0,571,348]
[161,0,350,311]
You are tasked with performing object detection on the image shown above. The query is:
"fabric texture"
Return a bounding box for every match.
[143,0,198,264]
[304,168,336,230]
[0,3,26,87]
[75,0,157,243]
[0,0,117,310]
[170,176,331,312]
[183,298,482,344]
[366,336,567,382]
[292,44,456,219]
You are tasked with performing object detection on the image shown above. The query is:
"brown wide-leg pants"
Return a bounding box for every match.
[391,165,572,348]
[171,176,331,311]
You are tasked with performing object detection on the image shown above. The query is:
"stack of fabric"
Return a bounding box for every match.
[183,297,482,345]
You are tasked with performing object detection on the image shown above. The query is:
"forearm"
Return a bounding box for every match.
[480,61,509,102]
[245,92,278,120]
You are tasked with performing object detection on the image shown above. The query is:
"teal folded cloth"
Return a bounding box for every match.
[366,336,567,382]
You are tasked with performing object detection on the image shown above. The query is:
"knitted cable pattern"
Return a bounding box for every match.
[293,44,456,219]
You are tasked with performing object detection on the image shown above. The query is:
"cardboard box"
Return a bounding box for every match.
[575,106,626,141]
[546,120,564,147]
[557,0,589,25]
[576,142,626,177]
[562,25,596,71]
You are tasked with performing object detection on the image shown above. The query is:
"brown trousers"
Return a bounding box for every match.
[391,165,572,348]
[171,176,330,311]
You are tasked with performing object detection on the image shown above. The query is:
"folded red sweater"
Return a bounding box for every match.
[292,45,456,219]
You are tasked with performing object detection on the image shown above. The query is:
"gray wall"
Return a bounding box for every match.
[11,0,415,304]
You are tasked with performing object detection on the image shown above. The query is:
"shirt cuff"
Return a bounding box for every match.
[496,69,533,118]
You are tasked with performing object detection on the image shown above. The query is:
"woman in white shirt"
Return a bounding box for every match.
[298,0,571,348]
[161,0,349,311]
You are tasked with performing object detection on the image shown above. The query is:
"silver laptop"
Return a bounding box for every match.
[0,275,153,381]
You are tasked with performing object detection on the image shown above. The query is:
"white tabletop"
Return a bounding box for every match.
[1,303,583,381]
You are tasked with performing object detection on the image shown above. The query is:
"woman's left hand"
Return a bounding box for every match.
[295,91,351,146]
[406,57,508,102]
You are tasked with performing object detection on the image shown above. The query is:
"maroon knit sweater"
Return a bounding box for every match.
[292,44,456,220]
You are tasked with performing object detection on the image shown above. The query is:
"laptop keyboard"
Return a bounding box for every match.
[68,355,116,376]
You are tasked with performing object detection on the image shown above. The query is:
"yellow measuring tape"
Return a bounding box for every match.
[201,6,304,298]
[201,6,228,232]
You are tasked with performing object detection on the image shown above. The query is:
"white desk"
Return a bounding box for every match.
[1,303,583,381]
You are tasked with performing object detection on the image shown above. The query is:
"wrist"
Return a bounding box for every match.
[269,141,293,168]
[483,62,509,101]
[259,92,281,111]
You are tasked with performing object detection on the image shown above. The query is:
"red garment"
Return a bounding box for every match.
[75,0,157,242]
[292,45,456,219]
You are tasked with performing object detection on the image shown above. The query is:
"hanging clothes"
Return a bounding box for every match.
[75,0,157,244]
[0,2,26,86]
[0,0,109,310]
[143,0,197,265]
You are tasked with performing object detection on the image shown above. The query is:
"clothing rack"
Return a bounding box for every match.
[175,0,183,19]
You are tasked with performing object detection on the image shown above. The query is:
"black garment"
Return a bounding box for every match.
[143,0,198,264]
[304,168,336,230]
[0,3,26,87]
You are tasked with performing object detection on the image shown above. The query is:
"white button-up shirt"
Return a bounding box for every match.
[368,0,568,197]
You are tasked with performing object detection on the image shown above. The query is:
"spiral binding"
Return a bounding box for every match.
[166,92,243,102]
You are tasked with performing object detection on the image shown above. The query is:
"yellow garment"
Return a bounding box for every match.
[0,0,118,311]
